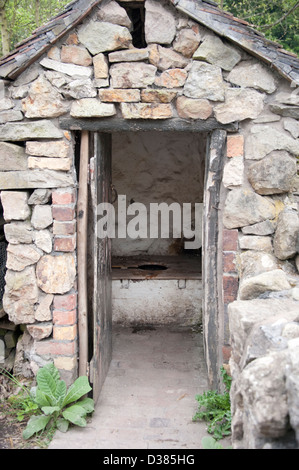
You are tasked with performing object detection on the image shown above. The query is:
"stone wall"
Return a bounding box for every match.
[0,0,298,448]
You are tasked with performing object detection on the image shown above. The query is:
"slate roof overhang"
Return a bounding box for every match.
[0,0,299,85]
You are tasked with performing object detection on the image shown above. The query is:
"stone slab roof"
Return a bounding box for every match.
[0,0,299,84]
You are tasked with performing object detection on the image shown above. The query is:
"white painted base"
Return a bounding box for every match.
[112,279,203,326]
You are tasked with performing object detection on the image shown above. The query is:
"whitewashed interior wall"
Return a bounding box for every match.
[111,131,205,256]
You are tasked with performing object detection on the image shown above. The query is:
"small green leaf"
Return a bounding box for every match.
[62,376,92,407]
[201,436,224,449]
[54,380,67,407]
[22,415,51,440]
[62,404,88,427]
[56,418,69,433]
[35,388,52,408]
[79,397,94,414]
[41,406,60,416]
[36,364,61,403]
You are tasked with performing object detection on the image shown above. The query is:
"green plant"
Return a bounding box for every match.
[201,436,232,449]
[22,363,94,440]
[1,368,39,422]
[193,367,232,440]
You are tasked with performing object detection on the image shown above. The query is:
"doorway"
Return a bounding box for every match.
[85,128,226,403]
[111,131,206,327]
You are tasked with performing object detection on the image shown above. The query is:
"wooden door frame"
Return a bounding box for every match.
[66,120,229,398]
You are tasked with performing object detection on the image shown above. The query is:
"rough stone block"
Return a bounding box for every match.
[27,322,53,341]
[141,89,177,103]
[35,292,53,322]
[183,62,225,101]
[40,58,92,79]
[247,151,297,195]
[223,155,244,188]
[31,205,53,230]
[22,75,70,118]
[26,141,70,159]
[120,103,173,119]
[3,266,38,324]
[28,157,71,171]
[4,221,33,244]
[98,89,141,103]
[33,229,53,254]
[0,120,63,141]
[145,0,176,45]
[0,142,28,171]
[223,188,276,229]
[70,99,116,118]
[245,125,299,160]
[155,69,188,88]
[93,53,109,79]
[274,208,299,260]
[78,20,132,55]
[239,269,291,300]
[193,33,241,71]
[215,88,265,124]
[110,62,157,89]
[97,0,131,28]
[109,48,149,63]
[0,170,75,190]
[36,254,76,295]
[6,243,41,271]
[227,60,277,93]
[61,45,92,67]
[176,96,212,120]
[148,44,189,71]
[1,191,30,221]
[173,28,201,58]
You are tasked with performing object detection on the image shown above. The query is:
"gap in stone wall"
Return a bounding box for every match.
[111,131,205,327]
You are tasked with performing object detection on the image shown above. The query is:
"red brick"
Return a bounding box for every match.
[54,235,76,252]
[227,134,244,158]
[223,252,236,274]
[222,229,239,251]
[52,190,76,205]
[35,339,77,356]
[53,293,77,311]
[52,205,75,221]
[53,309,77,326]
[53,220,76,235]
[222,345,232,363]
[223,275,239,303]
[53,325,77,341]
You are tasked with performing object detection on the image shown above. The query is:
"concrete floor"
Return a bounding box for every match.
[49,326,229,450]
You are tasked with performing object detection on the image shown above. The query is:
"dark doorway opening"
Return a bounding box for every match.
[119,1,146,48]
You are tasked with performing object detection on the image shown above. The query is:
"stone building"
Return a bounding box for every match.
[0,0,298,449]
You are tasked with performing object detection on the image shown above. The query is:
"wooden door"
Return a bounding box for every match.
[90,132,113,403]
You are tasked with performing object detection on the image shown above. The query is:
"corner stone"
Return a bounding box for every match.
[36,254,76,294]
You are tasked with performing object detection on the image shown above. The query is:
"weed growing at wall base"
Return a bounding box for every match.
[22,363,94,440]
[193,367,232,440]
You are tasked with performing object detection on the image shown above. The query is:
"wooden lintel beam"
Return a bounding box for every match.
[59,117,238,133]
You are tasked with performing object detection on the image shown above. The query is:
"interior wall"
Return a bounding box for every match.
[111,132,206,256]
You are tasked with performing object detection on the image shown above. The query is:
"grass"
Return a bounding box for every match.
[0,369,53,449]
